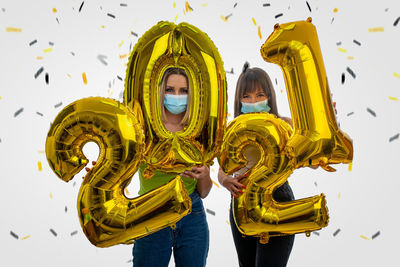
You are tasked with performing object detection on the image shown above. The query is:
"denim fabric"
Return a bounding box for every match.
[132,190,209,267]
[230,182,295,267]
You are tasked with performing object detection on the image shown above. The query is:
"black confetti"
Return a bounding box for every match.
[263,3,270,7]
[314,181,318,187]
[1,8,5,12]
[275,13,283,19]
[131,31,138,37]
[127,259,133,263]
[385,8,389,12]
[107,13,115,18]
[333,228,341,236]
[389,133,399,142]
[341,73,345,84]
[65,206,68,213]
[54,102,62,108]
[331,17,334,24]
[372,231,380,239]
[394,17,400,26]
[70,230,78,236]
[234,3,237,8]
[14,108,24,117]
[49,41,54,46]
[10,231,19,239]
[206,208,215,216]
[227,68,234,74]
[346,67,356,79]
[336,41,342,46]
[306,1,311,12]
[79,1,84,12]
[225,13,233,19]
[45,73,49,84]
[56,17,60,24]
[120,3,127,7]
[117,75,123,81]
[346,112,354,116]
[366,107,376,117]
[36,111,43,116]
[353,39,361,46]
[312,231,320,236]
[73,181,76,187]
[50,229,57,237]
[29,39,37,46]
[71,52,75,56]
[97,54,108,66]
[34,67,44,79]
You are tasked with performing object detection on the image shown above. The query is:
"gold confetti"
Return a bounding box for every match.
[43,47,53,53]
[348,162,353,171]
[49,192,53,199]
[211,179,220,188]
[226,220,231,225]
[101,25,105,29]
[252,17,257,26]
[173,1,176,8]
[0,96,2,100]
[389,96,398,101]
[82,72,87,84]
[6,27,22,32]
[393,72,400,78]
[368,27,384,32]
[67,73,72,78]
[38,161,42,172]
[338,192,341,199]
[174,14,178,23]
[337,48,347,53]
[185,1,193,12]
[227,113,231,117]
[333,8,338,13]
[347,56,354,60]
[202,3,208,7]
[120,54,127,59]
[360,235,370,240]
[52,8,57,13]
[36,56,44,60]
[220,15,228,22]
[21,235,31,240]
[118,40,124,48]
[257,26,262,39]
[124,188,130,195]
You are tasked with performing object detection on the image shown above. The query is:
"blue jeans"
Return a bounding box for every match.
[132,190,209,267]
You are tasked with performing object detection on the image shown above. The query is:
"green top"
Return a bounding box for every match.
[138,164,197,195]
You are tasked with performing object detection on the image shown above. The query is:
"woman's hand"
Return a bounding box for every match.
[218,168,246,197]
[180,166,212,199]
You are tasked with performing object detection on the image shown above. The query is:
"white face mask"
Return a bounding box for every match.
[240,99,271,113]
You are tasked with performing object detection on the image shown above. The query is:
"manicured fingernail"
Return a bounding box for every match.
[238,190,243,194]
[234,194,237,198]
[241,185,246,188]
[92,161,96,165]
[85,167,90,172]
[244,174,249,177]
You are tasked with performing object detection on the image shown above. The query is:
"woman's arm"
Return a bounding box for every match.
[218,167,246,197]
[181,166,212,198]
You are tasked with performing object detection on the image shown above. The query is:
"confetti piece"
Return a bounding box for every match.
[226,220,230,225]
[34,67,44,79]
[394,17,400,26]
[389,96,398,101]
[52,8,57,13]
[82,72,87,84]
[347,112,354,116]
[118,40,124,48]
[38,161,42,171]
[353,39,361,46]
[220,14,229,21]
[71,52,75,56]
[21,235,31,240]
[372,231,380,239]
[107,13,115,18]
[312,231,320,236]
[368,27,384,32]
[366,107,376,117]
[206,208,215,216]
[333,8,338,13]
[49,42,54,46]
[348,162,353,171]
[263,3,270,7]
[314,181,317,187]
[45,73,49,84]
[336,42,342,46]
[341,73,345,84]
[29,39,37,46]
[174,14,178,23]
[257,26,262,39]
[71,230,78,236]
[65,206,68,213]
[131,31,138,37]
[82,208,90,214]
[120,54,127,59]
[393,73,400,78]
[185,1,193,12]
[79,1,84,12]
[252,17,257,26]
[346,67,356,79]
[43,47,53,53]
[333,228,341,236]
[117,75,123,81]
[338,48,347,53]
[38,150,45,153]
[234,3,238,8]
[389,133,399,142]
[275,13,283,19]
[202,3,208,7]
[211,179,220,188]
[306,1,311,12]
[6,27,22,32]
[56,17,60,24]
[49,192,53,199]
[67,73,71,78]
[10,231,19,239]
[14,108,23,117]
[360,235,370,240]
[347,56,354,60]
[49,229,57,237]
[338,192,341,199]
[54,102,62,108]
[97,54,108,65]
[124,188,130,195]
[120,3,127,7]
[36,56,43,60]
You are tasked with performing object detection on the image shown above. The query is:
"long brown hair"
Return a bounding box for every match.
[234,62,278,118]
[160,67,191,125]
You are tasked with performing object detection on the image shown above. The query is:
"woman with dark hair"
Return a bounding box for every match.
[218,62,295,267]
[132,67,212,267]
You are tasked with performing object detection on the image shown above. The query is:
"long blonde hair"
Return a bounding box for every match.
[160,67,191,126]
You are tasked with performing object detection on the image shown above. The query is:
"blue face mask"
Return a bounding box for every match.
[241,99,271,113]
[164,94,188,114]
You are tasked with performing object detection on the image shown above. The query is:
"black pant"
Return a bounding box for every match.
[229,182,295,267]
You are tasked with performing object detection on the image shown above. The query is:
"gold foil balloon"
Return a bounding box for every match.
[261,18,353,170]
[45,97,191,247]
[218,18,353,242]
[219,113,328,243]
[124,21,227,177]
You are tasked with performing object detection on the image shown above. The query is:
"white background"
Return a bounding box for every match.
[0,0,399,266]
